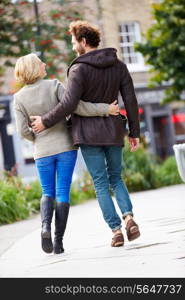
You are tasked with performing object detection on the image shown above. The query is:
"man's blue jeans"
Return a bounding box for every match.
[80,145,133,231]
[35,150,77,203]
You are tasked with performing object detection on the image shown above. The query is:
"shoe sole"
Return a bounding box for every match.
[111,242,124,247]
[53,249,64,254]
[41,232,53,253]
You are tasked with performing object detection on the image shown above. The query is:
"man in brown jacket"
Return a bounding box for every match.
[32,20,141,247]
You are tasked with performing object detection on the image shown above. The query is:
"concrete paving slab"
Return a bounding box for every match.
[0,184,184,278]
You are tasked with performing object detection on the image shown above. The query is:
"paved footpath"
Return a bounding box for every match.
[0,184,185,278]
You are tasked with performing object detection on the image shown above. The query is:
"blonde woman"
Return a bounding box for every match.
[13,53,119,254]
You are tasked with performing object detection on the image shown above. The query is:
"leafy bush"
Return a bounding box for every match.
[155,156,182,187]
[70,171,95,205]
[0,176,30,224]
[0,170,42,224]
[122,142,158,192]
[24,180,42,212]
[122,140,183,192]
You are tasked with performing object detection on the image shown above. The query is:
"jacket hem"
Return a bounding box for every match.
[74,141,125,147]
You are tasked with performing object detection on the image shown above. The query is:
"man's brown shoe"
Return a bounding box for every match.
[126,219,140,241]
[111,233,124,247]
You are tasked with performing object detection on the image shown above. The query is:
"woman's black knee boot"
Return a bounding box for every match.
[40,195,54,253]
[53,202,70,254]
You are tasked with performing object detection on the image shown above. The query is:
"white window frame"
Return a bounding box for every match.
[119,22,149,72]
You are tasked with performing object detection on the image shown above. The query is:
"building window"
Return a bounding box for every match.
[119,22,147,72]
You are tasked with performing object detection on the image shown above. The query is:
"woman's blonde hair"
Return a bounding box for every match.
[14,53,42,84]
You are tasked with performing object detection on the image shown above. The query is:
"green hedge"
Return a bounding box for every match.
[0,175,41,224]
[122,141,183,192]
[155,156,183,188]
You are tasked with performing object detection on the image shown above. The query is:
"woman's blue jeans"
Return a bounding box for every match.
[35,150,77,203]
[80,145,133,231]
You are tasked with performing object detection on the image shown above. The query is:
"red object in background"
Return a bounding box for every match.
[120,107,143,116]
[160,118,168,125]
[161,113,185,125]
[120,108,185,124]
[171,113,185,123]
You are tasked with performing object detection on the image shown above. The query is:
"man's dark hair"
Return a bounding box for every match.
[69,20,101,48]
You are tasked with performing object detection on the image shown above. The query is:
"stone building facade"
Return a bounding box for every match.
[0,0,185,178]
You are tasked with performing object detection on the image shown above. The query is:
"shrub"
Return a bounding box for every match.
[0,172,42,225]
[0,176,30,224]
[155,156,183,187]
[24,180,42,212]
[122,140,183,191]
[122,141,158,192]
[70,171,95,205]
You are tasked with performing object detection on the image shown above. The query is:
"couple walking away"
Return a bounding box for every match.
[14,20,141,255]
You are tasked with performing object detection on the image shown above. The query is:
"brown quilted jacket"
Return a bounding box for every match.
[42,48,140,146]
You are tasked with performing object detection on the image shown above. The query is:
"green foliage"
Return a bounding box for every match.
[135,0,185,103]
[0,0,83,88]
[24,180,42,212]
[122,139,182,192]
[70,171,96,205]
[0,174,40,224]
[122,141,158,191]
[155,155,183,187]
